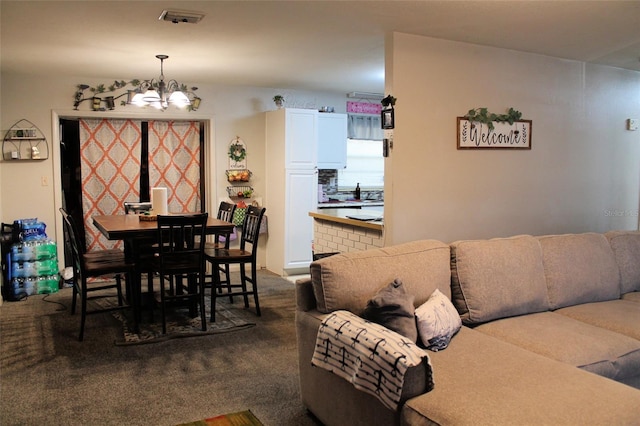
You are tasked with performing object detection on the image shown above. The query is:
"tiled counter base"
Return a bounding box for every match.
[309,209,383,255]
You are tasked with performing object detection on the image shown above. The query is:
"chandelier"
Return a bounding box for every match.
[131,55,197,110]
[73,54,201,112]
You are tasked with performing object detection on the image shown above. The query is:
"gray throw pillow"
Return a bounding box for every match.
[363,278,418,342]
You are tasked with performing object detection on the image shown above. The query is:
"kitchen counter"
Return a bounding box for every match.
[310,208,384,255]
[309,208,383,231]
[317,200,384,209]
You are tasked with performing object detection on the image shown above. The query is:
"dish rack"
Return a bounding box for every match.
[227,186,253,198]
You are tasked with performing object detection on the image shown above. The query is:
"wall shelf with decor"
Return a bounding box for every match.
[226,169,252,183]
[2,119,48,161]
[226,186,254,198]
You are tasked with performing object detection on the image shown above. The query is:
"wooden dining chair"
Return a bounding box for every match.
[204,201,236,297]
[59,208,136,341]
[205,205,266,322]
[152,213,208,334]
[123,201,157,298]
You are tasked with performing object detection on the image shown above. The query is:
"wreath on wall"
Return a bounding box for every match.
[228,140,247,162]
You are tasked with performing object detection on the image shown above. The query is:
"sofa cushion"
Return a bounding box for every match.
[622,291,640,303]
[538,233,621,309]
[450,235,549,325]
[363,278,418,342]
[415,289,461,351]
[606,230,640,294]
[475,311,640,381]
[401,326,640,426]
[555,299,640,341]
[310,240,451,314]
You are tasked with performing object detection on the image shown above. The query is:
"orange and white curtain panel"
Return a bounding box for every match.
[79,119,201,251]
[80,119,142,250]
[148,121,201,214]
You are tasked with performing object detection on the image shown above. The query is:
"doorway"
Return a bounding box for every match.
[59,118,207,256]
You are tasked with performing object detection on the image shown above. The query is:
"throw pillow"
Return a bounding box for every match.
[416,289,462,351]
[363,278,418,342]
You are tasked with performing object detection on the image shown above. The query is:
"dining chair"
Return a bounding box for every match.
[123,200,157,298]
[152,213,208,334]
[204,205,266,322]
[204,201,236,297]
[59,208,136,341]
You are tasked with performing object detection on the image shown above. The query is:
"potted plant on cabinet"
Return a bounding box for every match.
[273,95,284,109]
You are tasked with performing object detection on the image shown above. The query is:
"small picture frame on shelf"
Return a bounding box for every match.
[381,107,394,129]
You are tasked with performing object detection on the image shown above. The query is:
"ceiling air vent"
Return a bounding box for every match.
[159,10,205,24]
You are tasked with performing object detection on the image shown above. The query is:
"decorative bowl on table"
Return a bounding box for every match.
[138,213,158,221]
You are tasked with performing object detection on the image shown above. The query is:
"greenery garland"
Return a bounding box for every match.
[228,142,247,162]
[465,107,522,130]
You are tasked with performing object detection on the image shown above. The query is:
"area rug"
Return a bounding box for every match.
[109,296,256,346]
[177,410,263,426]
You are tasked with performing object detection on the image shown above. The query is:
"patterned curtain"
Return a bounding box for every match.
[80,119,142,250]
[148,121,201,213]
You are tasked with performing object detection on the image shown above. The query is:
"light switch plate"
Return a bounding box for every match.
[627,118,638,131]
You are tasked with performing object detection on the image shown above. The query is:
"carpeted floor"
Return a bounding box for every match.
[0,270,322,426]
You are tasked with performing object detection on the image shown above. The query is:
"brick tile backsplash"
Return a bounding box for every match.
[313,219,383,255]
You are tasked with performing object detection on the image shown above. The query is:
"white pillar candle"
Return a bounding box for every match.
[151,187,168,215]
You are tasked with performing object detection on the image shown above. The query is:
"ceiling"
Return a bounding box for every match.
[1,1,639,95]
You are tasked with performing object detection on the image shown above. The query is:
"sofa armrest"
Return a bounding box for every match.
[297,308,431,426]
[296,278,317,312]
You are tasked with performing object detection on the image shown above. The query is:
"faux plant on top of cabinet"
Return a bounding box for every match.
[265,108,318,275]
[317,113,347,169]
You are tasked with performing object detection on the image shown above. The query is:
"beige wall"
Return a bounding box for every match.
[3,33,640,264]
[384,33,640,245]
[0,71,347,267]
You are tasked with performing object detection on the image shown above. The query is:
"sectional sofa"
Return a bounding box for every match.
[295,231,640,425]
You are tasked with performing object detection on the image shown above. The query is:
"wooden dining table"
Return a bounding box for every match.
[92,214,235,323]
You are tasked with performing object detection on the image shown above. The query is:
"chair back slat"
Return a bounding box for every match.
[217,201,236,222]
[240,206,266,250]
[156,214,208,272]
[215,202,236,247]
[59,208,85,276]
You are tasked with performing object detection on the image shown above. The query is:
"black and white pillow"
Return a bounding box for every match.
[416,289,462,351]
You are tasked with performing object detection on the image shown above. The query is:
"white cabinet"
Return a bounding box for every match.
[317,113,347,169]
[265,108,318,275]
[284,108,317,169]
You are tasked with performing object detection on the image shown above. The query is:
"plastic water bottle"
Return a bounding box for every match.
[36,259,57,276]
[37,275,59,294]
[11,277,24,296]
[24,277,37,295]
[11,241,35,262]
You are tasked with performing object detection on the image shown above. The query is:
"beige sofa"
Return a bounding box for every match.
[295,232,640,425]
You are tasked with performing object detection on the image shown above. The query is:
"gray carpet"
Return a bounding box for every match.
[0,270,322,426]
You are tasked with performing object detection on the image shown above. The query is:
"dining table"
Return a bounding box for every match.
[92,213,235,324]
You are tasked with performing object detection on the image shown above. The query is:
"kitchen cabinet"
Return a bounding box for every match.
[317,113,347,169]
[265,108,318,275]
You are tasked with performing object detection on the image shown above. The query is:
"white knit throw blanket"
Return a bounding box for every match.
[311,310,433,410]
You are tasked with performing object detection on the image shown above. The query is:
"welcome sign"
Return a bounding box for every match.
[457,117,532,149]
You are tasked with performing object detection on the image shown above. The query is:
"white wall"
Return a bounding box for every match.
[0,70,347,269]
[384,33,640,245]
